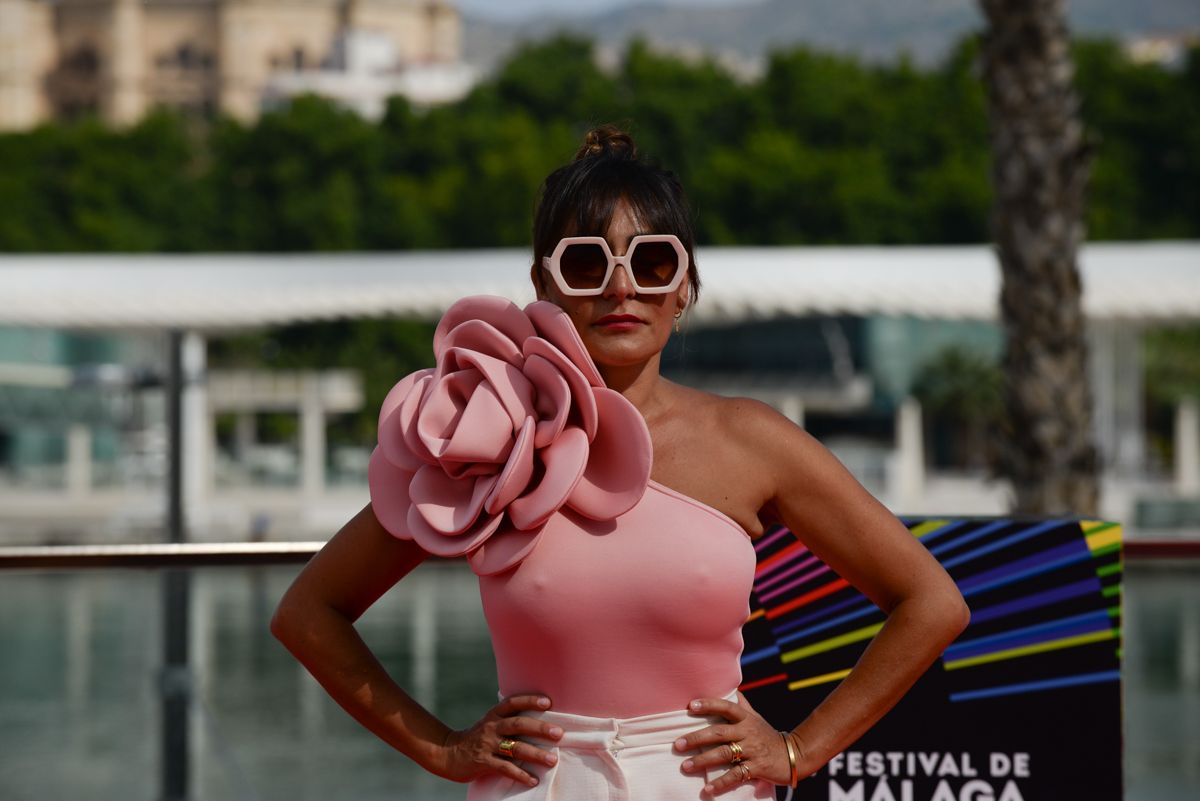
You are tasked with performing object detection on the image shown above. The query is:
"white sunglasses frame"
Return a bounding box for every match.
[541,235,689,297]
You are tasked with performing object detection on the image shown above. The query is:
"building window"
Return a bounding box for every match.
[155,42,216,73]
[62,45,100,77]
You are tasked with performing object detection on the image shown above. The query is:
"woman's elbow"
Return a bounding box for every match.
[939,586,971,641]
[270,593,305,648]
[269,603,291,644]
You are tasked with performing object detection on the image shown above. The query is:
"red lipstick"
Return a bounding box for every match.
[594,313,644,331]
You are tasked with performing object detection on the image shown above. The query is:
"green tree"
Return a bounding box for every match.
[617,39,760,184]
[491,34,619,124]
[913,346,1004,470]
[206,95,383,250]
[0,111,207,251]
[1075,41,1200,239]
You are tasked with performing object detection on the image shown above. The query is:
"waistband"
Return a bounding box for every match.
[517,691,739,752]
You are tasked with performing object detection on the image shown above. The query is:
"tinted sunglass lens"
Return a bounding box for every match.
[559,244,609,289]
[629,242,680,287]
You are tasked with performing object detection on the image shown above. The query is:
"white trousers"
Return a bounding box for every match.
[467,694,776,801]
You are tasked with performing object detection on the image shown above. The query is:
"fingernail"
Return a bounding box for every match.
[704,784,714,794]
[548,726,563,738]
[538,697,551,708]
[689,700,702,711]
[674,738,688,750]
[529,777,539,786]
[682,759,694,771]
[547,753,558,765]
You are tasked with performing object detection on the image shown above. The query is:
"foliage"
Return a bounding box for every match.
[1073,41,1200,239]
[1145,325,1200,406]
[912,345,1003,420]
[912,345,1004,470]
[1,35,1193,253]
[2,35,1194,440]
[1143,324,1200,469]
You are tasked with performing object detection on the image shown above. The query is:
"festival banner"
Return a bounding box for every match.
[740,518,1123,801]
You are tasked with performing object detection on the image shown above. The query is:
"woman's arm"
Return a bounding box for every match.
[752,403,971,773]
[270,503,561,787]
[677,400,970,793]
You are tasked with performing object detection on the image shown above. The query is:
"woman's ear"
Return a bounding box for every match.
[530,264,547,300]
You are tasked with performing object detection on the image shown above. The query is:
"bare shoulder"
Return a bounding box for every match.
[707,394,849,530]
[710,394,814,457]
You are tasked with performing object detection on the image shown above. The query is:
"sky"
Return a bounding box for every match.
[456,0,757,22]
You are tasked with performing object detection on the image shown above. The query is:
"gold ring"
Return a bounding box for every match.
[728,741,744,764]
[740,764,752,782]
[498,738,517,759]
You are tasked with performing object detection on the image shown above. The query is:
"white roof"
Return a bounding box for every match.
[0,242,1196,330]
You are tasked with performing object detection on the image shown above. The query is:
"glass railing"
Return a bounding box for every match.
[1,557,1197,801]
[0,561,495,801]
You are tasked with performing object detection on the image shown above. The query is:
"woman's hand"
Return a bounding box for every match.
[674,691,799,794]
[437,694,564,787]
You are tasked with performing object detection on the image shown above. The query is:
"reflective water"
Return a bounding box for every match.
[1,561,1197,801]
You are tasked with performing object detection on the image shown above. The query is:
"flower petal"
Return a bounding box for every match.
[467,520,545,576]
[380,372,434,470]
[378,367,434,436]
[437,319,524,367]
[407,502,505,558]
[367,446,417,539]
[417,369,484,459]
[525,300,605,388]
[566,388,652,520]
[484,416,535,515]
[434,296,536,359]
[410,464,499,536]
[440,381,514,466]
[522,337,598,440]
[398,375,436,466]
[522,353,570,449]
[507,426,589,531]
[442,347,535,431]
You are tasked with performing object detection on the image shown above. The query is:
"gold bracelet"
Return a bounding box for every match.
[780,730,799,788]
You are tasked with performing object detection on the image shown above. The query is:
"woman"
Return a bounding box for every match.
[271,126,969,799]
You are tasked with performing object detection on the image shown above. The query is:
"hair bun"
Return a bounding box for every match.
[574,124,637,162]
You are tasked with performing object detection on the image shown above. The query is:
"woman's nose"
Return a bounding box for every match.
[603,263,636,299]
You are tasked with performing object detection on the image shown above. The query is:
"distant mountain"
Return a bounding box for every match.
[463,0,1200,73]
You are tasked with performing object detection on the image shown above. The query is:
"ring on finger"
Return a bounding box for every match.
[737,763,751,782]
[498,738,517,759]
[728,741,745,764]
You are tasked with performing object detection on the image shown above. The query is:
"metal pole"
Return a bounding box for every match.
[168,329,184,545]
[162,329,191,801]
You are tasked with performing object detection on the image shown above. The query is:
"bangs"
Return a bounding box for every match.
[537,159,694,252]
[563,162,685,239]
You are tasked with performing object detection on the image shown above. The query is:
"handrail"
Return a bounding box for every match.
[1125,540,1200,559]
[0,541,324,569]
[0,538,1197,569]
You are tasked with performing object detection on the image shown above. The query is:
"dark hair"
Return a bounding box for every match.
[532,124,701,306]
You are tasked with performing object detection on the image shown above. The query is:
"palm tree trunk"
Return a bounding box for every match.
[980,0,1100,515]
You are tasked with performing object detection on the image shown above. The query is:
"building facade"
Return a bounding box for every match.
[0,0,461,130]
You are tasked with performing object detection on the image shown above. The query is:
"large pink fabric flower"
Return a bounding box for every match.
[368,296,653,575]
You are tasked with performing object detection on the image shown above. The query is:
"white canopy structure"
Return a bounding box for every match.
[1,241,1197,540]
[1,242,1197,329]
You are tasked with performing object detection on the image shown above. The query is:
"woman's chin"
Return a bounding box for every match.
[585,341,666,371]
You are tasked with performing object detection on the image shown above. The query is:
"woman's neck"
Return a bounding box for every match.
[598,354,674,422]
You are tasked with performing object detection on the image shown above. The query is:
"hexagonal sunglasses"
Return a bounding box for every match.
[541,235,689,296]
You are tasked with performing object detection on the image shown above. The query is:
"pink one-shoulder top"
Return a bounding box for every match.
[368,295,757,718]
[478,479,756,718]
